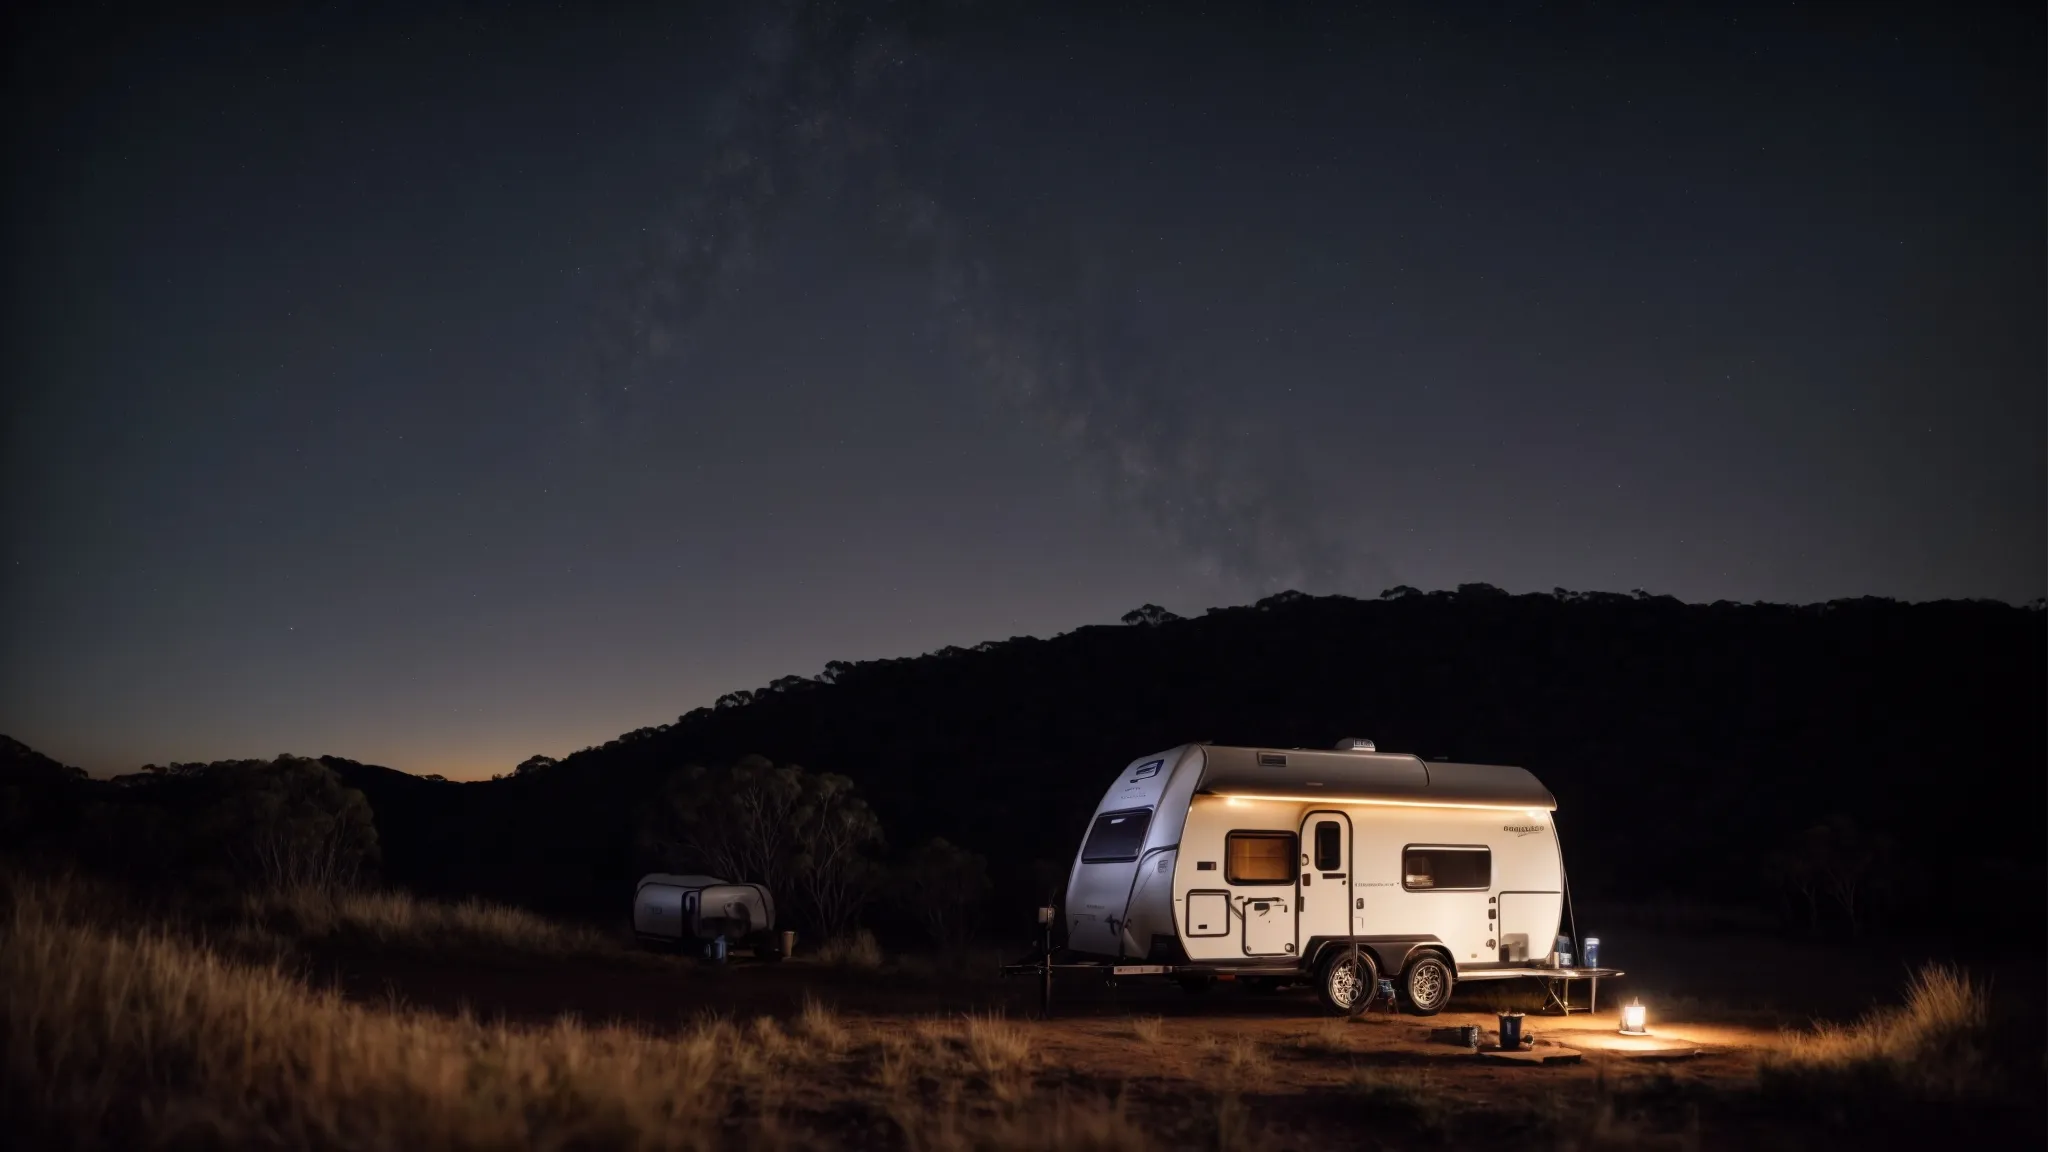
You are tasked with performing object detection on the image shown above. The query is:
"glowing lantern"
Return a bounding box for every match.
[1619,1001,1648,1036]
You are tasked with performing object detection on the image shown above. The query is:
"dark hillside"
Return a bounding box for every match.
[322,589,2045,950]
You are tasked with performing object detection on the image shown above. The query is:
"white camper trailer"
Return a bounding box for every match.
[1060,741,1574,1015]
[633,873,776,952]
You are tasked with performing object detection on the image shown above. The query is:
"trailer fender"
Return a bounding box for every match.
[1302,935,1446,980]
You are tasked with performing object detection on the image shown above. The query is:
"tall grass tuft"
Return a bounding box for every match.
[796,994,853,1054]
[815,928,884,970]
[1763,963,1994,1100]
[962,1011,1034,1077]
[1292,1018,1353,1056]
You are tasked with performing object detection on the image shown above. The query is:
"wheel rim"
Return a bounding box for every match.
[1411,963,1446,1008]
[1329,956,1364,1008]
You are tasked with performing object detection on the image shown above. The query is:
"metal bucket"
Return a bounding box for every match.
[1498,1012,1525,1049]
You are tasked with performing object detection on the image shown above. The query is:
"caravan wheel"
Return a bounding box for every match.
[1314,947,1378,1015]
[1400,954,1454,1015]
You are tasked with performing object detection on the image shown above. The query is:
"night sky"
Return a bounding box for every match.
[5,2,2041,778]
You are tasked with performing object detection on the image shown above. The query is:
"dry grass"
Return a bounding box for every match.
[796,994,854,1054]
[1292,1017,1355,1056]
[960,1012,1033,1077]
[1221,1035,1263,1082]
[1,882,1185,1150]
[242,885,621,959]
[897,1089,1152,1152]
[815,928,885,970]
[1344,1066,1447,1132]
[14,869,2021,1149]
[5,899,761,1147]
[1762,963,1994,1098]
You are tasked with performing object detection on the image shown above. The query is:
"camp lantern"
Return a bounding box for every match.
[1620,1000,1648,1035]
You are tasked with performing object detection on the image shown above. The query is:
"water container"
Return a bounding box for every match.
[1583,937,1601,968]
[1498,1012,1524,1049]
[1555,935,1574,969]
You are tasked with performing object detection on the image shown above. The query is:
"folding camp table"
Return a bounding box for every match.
[1536,967,1624,1015]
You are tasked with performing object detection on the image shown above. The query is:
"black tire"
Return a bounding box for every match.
[1400,953,1454,1015]
[1314,946,1378,1016]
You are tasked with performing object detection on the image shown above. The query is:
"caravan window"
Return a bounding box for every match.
[1313,821,1344,871]
[1081,808,1153,863]
[1402,846,1491,891]
[1225,831,1297,885]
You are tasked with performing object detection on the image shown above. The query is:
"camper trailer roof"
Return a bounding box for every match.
[1196,746,1556,811]
[637,873,728,890]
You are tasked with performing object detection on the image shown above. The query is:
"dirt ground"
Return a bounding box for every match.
[291,929,2037,1149]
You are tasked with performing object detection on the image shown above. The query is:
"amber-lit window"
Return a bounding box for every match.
[1225,831,1296,885]
[1402,846,1490,891]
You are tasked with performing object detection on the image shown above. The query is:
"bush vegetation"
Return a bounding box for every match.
[1,881,1175,1150]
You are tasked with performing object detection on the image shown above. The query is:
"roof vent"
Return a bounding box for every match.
[1335,738,1376,752]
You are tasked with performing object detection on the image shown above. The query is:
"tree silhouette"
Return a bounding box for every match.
[895,837,992,948]
[7,589,2039,956]
[639,756,883,939]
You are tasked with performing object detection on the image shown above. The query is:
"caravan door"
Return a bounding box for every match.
[1296,810,1352,949]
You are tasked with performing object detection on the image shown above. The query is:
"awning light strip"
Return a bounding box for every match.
[1212,791,1556,813]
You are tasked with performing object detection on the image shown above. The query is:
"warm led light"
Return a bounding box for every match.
[1210,791,1556,813]
[1525,809,1547,820]
[1225,796,1247,807]
[1619,1002,1648,1035]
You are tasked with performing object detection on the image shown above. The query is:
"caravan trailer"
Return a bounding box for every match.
[633,873,776,955]
[1060,741,1572,1015]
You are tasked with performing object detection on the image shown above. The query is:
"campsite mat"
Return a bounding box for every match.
[1476,1045,1583,1065]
